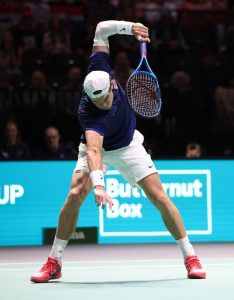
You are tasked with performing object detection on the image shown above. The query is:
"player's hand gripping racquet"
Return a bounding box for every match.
[126,42,162,118]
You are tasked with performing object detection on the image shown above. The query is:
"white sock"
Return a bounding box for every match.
[50,237,68,262]
[176,236,196,259]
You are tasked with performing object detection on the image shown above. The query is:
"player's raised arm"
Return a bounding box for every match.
[92,21,150,53]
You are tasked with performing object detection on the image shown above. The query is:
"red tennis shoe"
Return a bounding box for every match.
[30,256,62,283]
[185,255,206,279]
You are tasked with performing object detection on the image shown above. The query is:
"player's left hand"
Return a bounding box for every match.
[94,186,113,210]
[132,23,150,43]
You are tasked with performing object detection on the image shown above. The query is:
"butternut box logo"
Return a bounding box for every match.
[99,169,212,237]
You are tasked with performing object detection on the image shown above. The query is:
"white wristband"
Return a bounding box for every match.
[90,170,105,187]
[117,21,133,35]
[93,21,134,47]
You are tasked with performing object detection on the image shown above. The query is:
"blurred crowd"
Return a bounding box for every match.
[0,0,234,160]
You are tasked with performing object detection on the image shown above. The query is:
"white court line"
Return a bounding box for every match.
[0,257,233,266]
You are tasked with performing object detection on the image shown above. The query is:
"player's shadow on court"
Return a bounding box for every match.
[51,278,186,286]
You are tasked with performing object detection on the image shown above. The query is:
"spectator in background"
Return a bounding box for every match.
[43,14,71,55]
[162,70,201,143]
[113,50,134,88]
[20,69,53,147]
[194,47,226,131]
[35,126,76,160]
[162,1,183,18]
[30,69,47,89]
[87,0,117,23]
[0,73,15,130]
[0,30,23,74]
[55,66,83,141]
[141,0,183,23]
[183,0,227,10]
[0,47,9,71]
[154,12,185,49]
[42,14,75,83]
[152,13,187,74]
[212,75,234,136]
[81,20,97,55]
[183,0,213,10]
[0,0,22,30]
[0,120,31,160]
[63,66,83,91]
[144,0,162,24]
[185,142,202,158]
[14,8,41,51]
[220,11,234,70]
[26,0,50,30]
[224,11,234,51]
[18,11,53,81]
[14,6,46,79]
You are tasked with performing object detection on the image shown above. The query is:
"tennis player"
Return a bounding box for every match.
[31,20,206,283]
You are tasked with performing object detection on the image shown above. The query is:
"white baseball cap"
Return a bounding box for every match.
[83,71,110,100]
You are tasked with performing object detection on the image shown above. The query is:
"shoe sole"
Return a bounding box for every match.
[30,273,62,283]
[188,273,206,279]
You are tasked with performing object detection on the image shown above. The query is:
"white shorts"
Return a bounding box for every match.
[74,130,157,188]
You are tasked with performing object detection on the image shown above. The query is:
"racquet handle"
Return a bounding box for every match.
[140,42,147,57]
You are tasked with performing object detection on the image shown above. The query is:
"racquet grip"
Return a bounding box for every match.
[140,42,147,57]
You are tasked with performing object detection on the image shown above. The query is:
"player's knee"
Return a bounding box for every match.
[79,185,90,201]
[69,179,89,204]
[69,187,79,200]
[66,190,83,210]
[152,192,171,211]
[69,186,87,202]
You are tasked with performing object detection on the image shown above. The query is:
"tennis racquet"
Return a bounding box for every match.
[126,42,162,118]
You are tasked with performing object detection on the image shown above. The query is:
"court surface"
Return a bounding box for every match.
[0,243,234,300]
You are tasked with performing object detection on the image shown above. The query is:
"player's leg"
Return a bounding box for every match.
[51,171,91,257]
[138,173,206,279]
[138,173,186,239]
[57,171,92,240]
[109,130,206,279]
[30,171,91,283]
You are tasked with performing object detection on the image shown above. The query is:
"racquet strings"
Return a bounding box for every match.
[126,72,161,118]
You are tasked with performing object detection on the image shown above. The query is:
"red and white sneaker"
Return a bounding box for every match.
[185,255,206,279]
[30,257,62,283]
